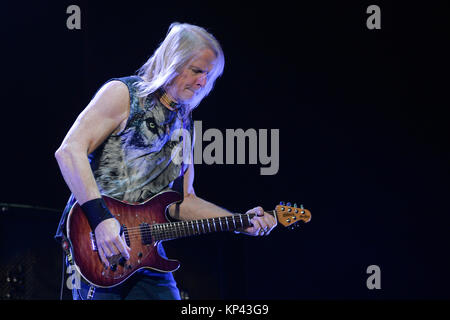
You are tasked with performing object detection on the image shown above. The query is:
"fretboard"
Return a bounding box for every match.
[141,212,274,242]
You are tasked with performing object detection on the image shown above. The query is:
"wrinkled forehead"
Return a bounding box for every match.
[187,48,217,72]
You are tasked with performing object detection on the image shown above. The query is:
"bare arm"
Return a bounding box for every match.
[168,162,232,220]
[168,161,277,236]
[55,80,131,264]
[55,80,130,204]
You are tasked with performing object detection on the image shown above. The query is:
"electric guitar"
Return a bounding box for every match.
[66,190,311,288]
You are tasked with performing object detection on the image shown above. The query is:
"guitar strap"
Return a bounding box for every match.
[60,234,97,300]
[171,175,184,195]
[167,163,186,222]
[60,234,73,267]
[86,285,96,300]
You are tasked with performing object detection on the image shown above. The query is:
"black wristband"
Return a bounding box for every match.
[80,198,115,231]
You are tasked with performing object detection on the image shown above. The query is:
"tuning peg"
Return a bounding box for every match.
[300,204,304,209]
[293,203,297,208]
[287,202,291,207]
[279,201,285,205]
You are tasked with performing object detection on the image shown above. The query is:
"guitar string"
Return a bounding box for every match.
[118,224,240,242]
[120,209,282,239]
[121,212,259,235]
[125,209,291,242]
[122,209,284,237]
[98,211,278,242]
[90,210,288,243]
[121,213,257,241]
[126,221,244,239]
[121,209,281,234]
[125,218,247,235]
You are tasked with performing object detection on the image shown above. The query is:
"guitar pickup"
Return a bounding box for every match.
[120,224,130,247]
[139,223,152,245]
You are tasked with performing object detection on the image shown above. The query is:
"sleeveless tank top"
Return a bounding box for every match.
[89,75,193,203]
[55,76,193,279]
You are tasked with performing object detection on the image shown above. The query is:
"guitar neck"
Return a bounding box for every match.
[148,211,275,242]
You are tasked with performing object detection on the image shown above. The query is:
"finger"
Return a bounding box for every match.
[246,206,264,216]
[257,214,275,235]
[104,238,120,257]
[246,217,258,234]
[98,246,109,267]
[264,224,274,235]
[257,227,265,236]
[255,206,264,217]
[263,214,276,229]
[250,218,263,236]
[101,240,116,259]
[263,222,273,235]
[113,235,130,260]
[121,233,131,251]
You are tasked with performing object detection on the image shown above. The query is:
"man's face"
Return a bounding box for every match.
[167,48,217,103]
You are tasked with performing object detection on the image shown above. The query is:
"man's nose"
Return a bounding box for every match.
[196,74,207,88]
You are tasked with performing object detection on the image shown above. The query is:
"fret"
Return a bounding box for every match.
[172,223,178,239]
[164,224,168,240]
[154,224,160,241]
[155,224,160,241]
[185,221,190,236]
[162,223,167,239]
[167,224,172,240]
[160,223,164,238]
[173,222,178,237]
[158,224,162,240]
[165,223,170,239]
[179,222,184,237]
[146,212,259,243]
[172,224,178,239]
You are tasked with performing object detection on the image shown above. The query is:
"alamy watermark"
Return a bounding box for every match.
[366,265,381,290]
[171,121,280,176]
[366,5,381,30]
[67,5,382,31]
[66,264,81,290]
[66,5,81,30]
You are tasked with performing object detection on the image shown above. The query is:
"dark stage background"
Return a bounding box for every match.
[1,1,449,300]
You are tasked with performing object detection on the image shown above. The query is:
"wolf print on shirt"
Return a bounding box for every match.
[89,76,193,203]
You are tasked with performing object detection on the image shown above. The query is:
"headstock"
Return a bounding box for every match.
[275,202,311,229]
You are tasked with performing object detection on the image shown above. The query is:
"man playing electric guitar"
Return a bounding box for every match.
[54,23,276,300]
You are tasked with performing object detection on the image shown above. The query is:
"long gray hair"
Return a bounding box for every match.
[135,22,225,116]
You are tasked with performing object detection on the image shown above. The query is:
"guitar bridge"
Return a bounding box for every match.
[89,232,98,251]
